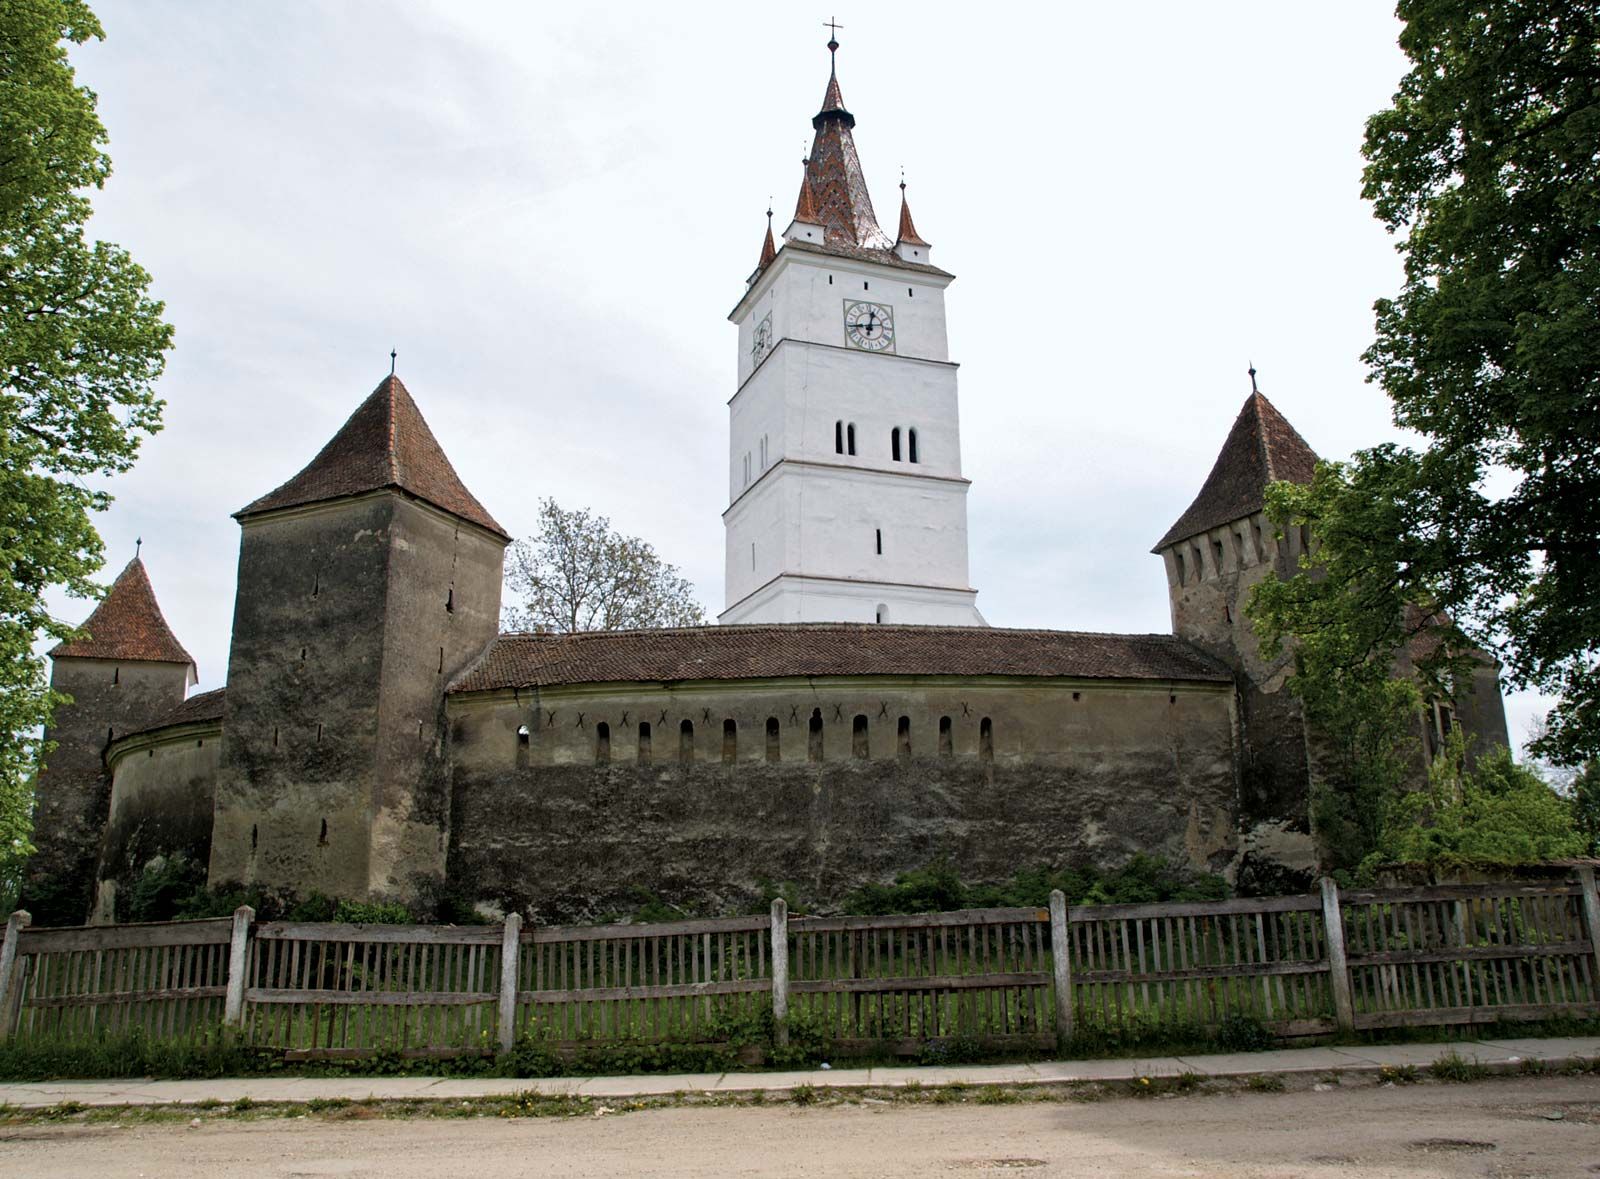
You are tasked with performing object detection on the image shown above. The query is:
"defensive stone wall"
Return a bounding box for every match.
[445,675,1240,922]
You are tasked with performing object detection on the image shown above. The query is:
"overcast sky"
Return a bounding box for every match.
[53,1,1550,750]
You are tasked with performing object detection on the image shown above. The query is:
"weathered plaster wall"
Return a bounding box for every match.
[22,657,190,925]
[210,491,503,904]
[96,720,221,922]
[445,676,1239,923]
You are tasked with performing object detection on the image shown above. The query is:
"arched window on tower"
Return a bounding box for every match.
[897,715,911,757]
[722,718,737,763]
[852,714,869,759]
[847,423,856,455]
[595,722,610,765]
[835,420,844,454]
[765,716,781,761]
[938,715,953,756]
[808,708,824,762]
[637,721,652,764]
[875,603,889,624]
[908,428,919,464]
[891,427,902,462]
[979,717,994,763]
[679,718,695,764]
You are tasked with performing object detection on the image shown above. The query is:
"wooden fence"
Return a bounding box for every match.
[2,871,1598,1060]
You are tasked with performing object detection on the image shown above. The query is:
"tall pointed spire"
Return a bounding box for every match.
[756,206,777,271]
[794,33,892,250]
[895,179,929,247]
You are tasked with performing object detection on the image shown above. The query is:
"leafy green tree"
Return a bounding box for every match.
[1571,760,1600,856]
[1328,1,1597,766]
[1,1,175,896]
[1369,736,1585,871]
[503,498,708,633]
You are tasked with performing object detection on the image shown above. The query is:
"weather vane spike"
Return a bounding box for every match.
[390,348,397,376]
[135,536,142,558]
[1248,361,1258,394]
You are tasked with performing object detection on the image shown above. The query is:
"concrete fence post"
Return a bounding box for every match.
[1048,889,1073,1051]
[498,912,523,1055]
[224,905,254,1029]
[770,898,789,1047]
[1577,867,1600,1002]
[1319,878,1356,1034]
[0,910,31,1041]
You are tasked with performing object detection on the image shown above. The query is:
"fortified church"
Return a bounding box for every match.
[21,42,1508,926]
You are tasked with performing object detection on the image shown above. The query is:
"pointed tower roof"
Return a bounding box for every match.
[51,557,196,671]
[757,209,777,271]
[793,159,821,224]
[797,40,893,250]
[1152,390,1320,552]
[238,374,508,539]
[895,181,929,246]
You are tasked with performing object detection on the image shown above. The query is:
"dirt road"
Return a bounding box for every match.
[3,1076,1597,1178]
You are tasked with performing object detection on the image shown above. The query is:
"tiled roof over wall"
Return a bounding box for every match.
[50,557,196,669]
[118,687,226,742]
[237,375,507,539]
[450,625,1231,693]
[1154,392,1320,552]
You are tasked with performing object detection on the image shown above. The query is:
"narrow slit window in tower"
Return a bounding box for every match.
[808,708,824,762]
[251,824,258,852]
[852,714,869,758]
[679,718,694,764]
[897,715,911,757]
[938,716,953,756]
[112,666,119,686]
[1174,551,1186,585]
[318,818,328,846]
[846,423,856,455]
[446,586,454,613]
[637,721,652,764]
[891,427,902,461]
[1213,538,1225,569]
[908,429,919,464]
[595,721,610,765]
[765,717,780,762]
[979,717,994,763]
[722,718,737,763]
[835,420,844,453]
[875,528,883,555]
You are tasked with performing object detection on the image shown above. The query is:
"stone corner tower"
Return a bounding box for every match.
[1153,385,1321,871]
[23,557,196,925]
[209,373,508,905]
[720,37,984,627]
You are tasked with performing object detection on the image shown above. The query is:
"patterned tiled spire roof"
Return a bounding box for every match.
[793,158,821,224]
[797,44,892,250]
[50,557,196,670]
[1153,390,1320,551]
[896,181,929,246]
[237,374,508,539]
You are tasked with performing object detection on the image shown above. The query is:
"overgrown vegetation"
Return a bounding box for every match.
[117,857,427,925]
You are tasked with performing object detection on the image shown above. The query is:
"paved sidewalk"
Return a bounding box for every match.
[1,1035,1595,1110]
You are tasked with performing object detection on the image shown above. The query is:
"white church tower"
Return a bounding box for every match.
[720,37,984,626]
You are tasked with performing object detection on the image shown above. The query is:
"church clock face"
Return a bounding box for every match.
[843,301,895,352]
[751,313,773,366]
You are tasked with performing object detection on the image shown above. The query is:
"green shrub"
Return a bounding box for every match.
[841,856,1227,916]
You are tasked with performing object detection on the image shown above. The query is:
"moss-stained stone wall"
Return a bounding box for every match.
[22,658,190,925]
[445,676,1239,922]
[210,491,504,904]
[95,719,221,921]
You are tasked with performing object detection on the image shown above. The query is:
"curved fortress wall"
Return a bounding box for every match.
[96,690,224,921]
[443,627,1241,923]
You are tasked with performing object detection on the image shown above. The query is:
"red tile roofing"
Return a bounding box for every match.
[50,558,196,669]
[1154,392,1320,552]
[450,624,1231,693]
[236,375,507,539]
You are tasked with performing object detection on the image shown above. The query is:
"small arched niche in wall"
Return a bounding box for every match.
[595,721,610,765]
[722,718,737,763]
[808,708,824,762]
[765,717,781,762]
